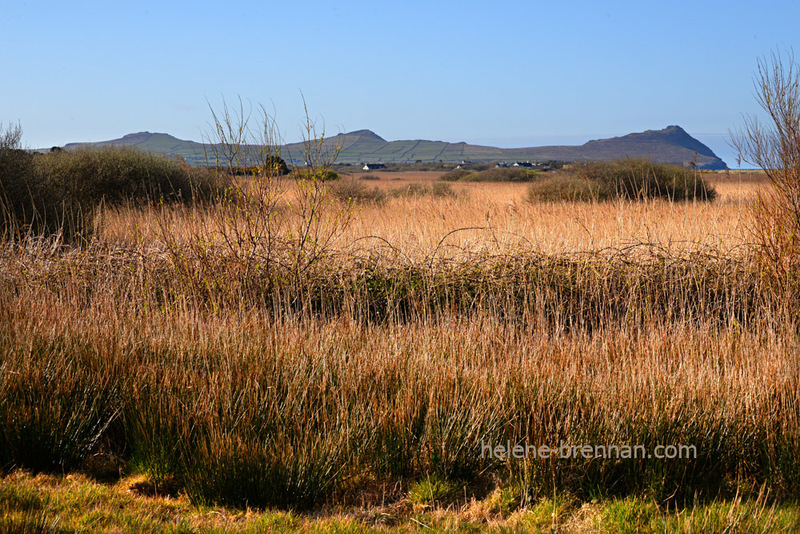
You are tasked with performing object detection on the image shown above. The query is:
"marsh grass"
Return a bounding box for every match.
[0,165,798,517]
[1,231,800,513]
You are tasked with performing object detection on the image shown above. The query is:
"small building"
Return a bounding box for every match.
[362,163,387,171]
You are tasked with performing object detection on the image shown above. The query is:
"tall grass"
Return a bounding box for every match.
[0,331,122,473]
[1,217,799,510]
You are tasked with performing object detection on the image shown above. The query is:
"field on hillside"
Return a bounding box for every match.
[5,166,800,533]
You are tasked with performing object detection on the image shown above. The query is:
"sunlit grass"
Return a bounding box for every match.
[3,171,799,530]
[3,471,800,533]
[95,171,760,258]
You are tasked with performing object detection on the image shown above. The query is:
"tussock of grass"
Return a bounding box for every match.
[329,181,458,205]
[329,179,387,204]
[0,146,225,240]
[527,159,717,202]
[294,168,339,181]
[441,167,536,182]
[389,182,457,199]
[0,335,123,473]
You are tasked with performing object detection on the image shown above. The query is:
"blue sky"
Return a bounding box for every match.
[3,1,799,167]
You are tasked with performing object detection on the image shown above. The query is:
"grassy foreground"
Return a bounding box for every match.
[4,470,800,533]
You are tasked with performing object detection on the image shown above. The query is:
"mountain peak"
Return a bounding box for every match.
[647,125,718,158]
[582,125,721,164]
[119,132,154,143]
[343,129,386,142]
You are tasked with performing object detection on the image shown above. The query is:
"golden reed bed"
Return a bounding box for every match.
[97,170,764,259]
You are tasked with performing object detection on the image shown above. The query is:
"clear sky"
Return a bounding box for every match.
[3,1,799,167]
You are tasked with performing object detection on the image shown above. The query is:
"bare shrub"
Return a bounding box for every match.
[526,174,604,202]
[159,97,353,304]
[732,50,800,279]
[440,169,472,181]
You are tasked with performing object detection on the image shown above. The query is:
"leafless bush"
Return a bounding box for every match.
[159,97,352,304]
[732,50,800,279]
[0,121,22,150]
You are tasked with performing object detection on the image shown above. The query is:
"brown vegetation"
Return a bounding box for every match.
[2,162,797,514]
[2,61,799,525]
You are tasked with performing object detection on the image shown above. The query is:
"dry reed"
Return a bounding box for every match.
[2,175,798,511]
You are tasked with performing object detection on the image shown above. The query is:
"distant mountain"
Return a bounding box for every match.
[560,126,725,168]
[65,125,727,170]
[65,132,209,165]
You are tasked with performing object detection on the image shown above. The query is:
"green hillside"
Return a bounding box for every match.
[66,132,208,165]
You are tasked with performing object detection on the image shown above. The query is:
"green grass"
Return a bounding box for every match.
[408,475,463,507]
[3,472,800,533]
[594,494,800,534]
